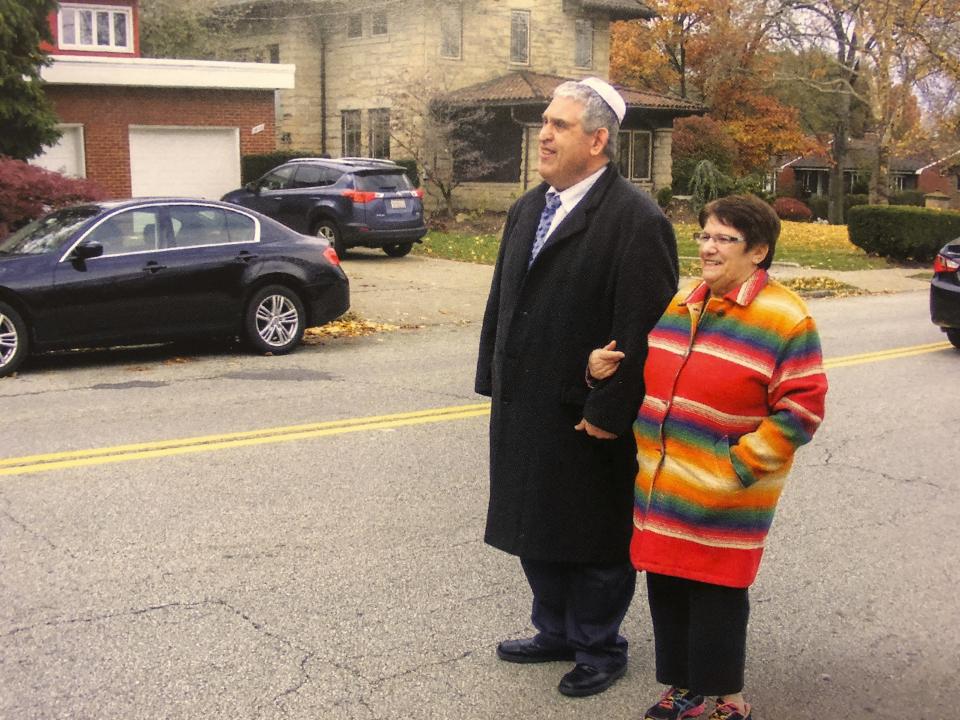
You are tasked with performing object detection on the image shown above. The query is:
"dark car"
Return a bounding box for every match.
[222,157,427,258]
[931,239,960,349]
[0,199,349,377]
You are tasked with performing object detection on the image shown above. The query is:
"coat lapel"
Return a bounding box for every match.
[531,164,617,264]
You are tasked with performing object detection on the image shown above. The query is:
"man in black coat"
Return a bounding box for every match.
[475,77,679,697]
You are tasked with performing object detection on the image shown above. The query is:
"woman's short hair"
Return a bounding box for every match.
[699,194,780,270]
[553,81,619,161]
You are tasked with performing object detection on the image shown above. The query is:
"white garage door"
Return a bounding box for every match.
[33,125,85,178]
[129,127,240,199]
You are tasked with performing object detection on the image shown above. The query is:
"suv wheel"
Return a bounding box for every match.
[0,301,29,378]
[313,219,347,258]
[383,242,413,258]
[245,285,305,355]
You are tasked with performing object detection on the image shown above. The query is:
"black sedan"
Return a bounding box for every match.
[0,199,349,377]
[931,238,960,349]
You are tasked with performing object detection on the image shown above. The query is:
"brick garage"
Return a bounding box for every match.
[47,86,278,198]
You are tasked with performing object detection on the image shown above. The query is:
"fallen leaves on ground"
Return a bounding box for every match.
[303,313,399,342]
[778,276,865,298]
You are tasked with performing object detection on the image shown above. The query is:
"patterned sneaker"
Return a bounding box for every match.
[644,687,707,719]
[708,699,752,720]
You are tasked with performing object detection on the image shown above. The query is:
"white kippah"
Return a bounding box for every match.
[578,77,626,124]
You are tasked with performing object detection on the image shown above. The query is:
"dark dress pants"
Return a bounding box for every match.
[646,572,749,696]
[520,557,636,672]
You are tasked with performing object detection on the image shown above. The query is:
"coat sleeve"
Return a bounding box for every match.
[475,204,518,396]
[582,208,679,434]
[730,315,828,487]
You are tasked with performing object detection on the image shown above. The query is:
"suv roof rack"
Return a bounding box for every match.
[337,157,400,166]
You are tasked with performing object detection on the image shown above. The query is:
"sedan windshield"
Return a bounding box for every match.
[0,207,101,256]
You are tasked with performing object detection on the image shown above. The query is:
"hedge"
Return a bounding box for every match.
[241,152,422,187]
[772,197,813,222]
[241,150,321,184]
[848,205,960,262]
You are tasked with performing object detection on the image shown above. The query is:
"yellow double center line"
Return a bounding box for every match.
[1,341,952,477]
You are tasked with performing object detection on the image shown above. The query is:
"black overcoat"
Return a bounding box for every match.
[475,165,678,564]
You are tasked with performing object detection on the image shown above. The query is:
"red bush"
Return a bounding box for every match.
[0,157,106,239]
[771,196,813,222]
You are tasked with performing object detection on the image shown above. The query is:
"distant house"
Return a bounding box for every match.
[32,0,295,199]
[776,138,960,209]
[216,0,703,209]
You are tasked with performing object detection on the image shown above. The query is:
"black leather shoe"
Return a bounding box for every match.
[557,662,627,697]
[496,637,576,664]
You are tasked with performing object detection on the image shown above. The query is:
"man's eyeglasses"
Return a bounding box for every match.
[692,232,745,245]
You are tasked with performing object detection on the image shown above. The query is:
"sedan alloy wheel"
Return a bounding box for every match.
[0,301,28,378]
[245,285,306,355]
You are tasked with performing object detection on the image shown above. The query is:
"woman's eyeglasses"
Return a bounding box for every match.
[692,232,745,245]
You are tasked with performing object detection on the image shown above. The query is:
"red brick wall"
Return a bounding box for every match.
[47,86,278,198]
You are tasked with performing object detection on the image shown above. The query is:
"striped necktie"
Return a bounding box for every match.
[529,191,562,266]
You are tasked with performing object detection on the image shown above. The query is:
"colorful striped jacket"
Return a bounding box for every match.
[630,270,827,588]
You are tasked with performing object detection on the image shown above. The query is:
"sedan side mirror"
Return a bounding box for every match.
[72,240,104,260]
[245,181,261,194]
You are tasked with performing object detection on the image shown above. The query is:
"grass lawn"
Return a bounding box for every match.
[414,219,895,271]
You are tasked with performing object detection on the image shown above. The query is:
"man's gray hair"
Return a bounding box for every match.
[553,80,619,161]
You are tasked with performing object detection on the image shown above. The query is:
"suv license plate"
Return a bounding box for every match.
[390,199,406,209]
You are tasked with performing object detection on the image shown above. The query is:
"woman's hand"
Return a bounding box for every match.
[588,340,624,381]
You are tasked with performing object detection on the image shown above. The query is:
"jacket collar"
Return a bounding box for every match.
[681,268,769,307]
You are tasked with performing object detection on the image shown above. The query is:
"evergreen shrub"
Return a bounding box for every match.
[889,190,925,207]
[848,205,960,262]
[807,196,829,220]
[241,150,320,184]
[656,186,673,208]
[772,197,813,221]
[844,194,869,214]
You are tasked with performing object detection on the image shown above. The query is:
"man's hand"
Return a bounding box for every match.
[574,418,618,439]
[587,340,624,381]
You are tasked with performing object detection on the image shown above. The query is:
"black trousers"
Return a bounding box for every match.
[646,572,749,696]
[520,557,636,672]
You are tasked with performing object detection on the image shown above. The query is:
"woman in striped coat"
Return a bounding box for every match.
[588,194,828,720]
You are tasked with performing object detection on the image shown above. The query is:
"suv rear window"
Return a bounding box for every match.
[354,172,414,192]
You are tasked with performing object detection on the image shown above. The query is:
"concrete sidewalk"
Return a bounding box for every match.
[341,248,931,326]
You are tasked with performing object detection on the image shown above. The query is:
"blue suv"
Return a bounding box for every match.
[222,157,427,257]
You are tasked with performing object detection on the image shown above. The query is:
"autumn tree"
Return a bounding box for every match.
[777,0,960,216]
[0,0,61,160]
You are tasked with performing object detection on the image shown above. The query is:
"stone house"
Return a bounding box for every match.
[218,0,703,209]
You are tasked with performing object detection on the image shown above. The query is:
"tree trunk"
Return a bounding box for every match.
[828,120,847,225]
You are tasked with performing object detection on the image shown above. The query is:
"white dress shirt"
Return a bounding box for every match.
[542,164,608,240]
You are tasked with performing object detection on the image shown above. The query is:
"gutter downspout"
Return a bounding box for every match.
[320,33,327,155]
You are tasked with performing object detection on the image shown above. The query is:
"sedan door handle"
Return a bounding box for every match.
[236,251,258,263]
[142,261,167,274]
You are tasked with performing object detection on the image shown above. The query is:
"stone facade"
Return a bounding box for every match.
[225,0,687,210]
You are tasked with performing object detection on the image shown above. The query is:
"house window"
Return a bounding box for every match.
[347,13,362,38]
[368,108,391,159]
[575,20,593,68]
[440,4,462,59]
[59,4,133,53]
[617,131,652,181]
[510,10,530,64]
[372,10,388,36]
[341,110,362,156]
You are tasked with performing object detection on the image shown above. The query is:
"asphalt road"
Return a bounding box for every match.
[1,287,958,720]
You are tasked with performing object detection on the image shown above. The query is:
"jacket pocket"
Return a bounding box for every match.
[711,435,746,491]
